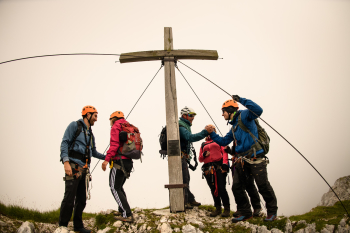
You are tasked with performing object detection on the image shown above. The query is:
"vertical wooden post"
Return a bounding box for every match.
[164,27,185,212]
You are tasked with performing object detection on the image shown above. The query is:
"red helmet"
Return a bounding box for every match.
[82,105,98,116]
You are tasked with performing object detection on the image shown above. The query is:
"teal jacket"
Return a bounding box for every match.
[179,117,209,159]
[60,119,106,167]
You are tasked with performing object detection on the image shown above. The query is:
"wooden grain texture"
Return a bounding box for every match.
[164,27,184,212]
[119,49,218,63]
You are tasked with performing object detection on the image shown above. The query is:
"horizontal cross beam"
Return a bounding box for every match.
[119,49,218,63]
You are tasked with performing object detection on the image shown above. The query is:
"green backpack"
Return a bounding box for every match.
[236,114,270,154]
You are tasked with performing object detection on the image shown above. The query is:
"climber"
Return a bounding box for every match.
[179,106,209,209]
[199,125,231,217]
[205,96,278,223]
[59,106,106,233]
[101,111,138,223]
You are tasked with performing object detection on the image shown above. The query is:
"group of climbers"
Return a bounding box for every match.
[59,107,140,233]
[58,94,278,232]
[178,95,278,223]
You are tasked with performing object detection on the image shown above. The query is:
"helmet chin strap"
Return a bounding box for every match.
[227,111,237,125]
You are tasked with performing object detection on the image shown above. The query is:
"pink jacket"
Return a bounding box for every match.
[199,139,228,165]
[105,118,131,162]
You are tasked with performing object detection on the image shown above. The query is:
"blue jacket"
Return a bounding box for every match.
[60,119,105,167]
[210,97,264,156]
[179,117,209,156]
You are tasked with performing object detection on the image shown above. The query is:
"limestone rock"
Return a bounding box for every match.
[54,226,70,233]
[285,218,293,233]
[96,227,111,233]
[133,207,143,213]
[182,224,197,233]
[157,222,173,233]
[17,221,36,233]
[113,220,123,228]
[271,229,283,233]
[319,175,350,206]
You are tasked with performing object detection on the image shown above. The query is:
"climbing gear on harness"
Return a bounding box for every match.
[82,105,97,116]
[180,106,196,116]
[232,114,270,159]
[63,163,92,199]
[118,122,143,160]
[112,159,130,178]
[110,111,124,119]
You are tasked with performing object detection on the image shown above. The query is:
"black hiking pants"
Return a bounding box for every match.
[109,159,133,218]
[59,168,87,228]
[182,157,195,204]
[232,160,277,216]
[204,167,230,207]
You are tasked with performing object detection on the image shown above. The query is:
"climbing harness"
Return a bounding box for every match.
[177,60,349,216]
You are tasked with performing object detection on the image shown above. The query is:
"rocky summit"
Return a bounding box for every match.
[318,175,350,207]
[1,206,349,233]
[1,175,350,232]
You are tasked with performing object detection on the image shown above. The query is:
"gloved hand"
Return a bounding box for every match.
[224,146,231,154]
[221,164,229,173]
[232,95,240,102]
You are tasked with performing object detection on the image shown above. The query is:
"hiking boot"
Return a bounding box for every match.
[253,208,262,217]
[209,206,222,217]
[114,215,134,223]
[112,211,122,216]
[264,214,277,222]
[190,200,201,206]
[73,227,91,233]
[185,203,194,209]
[221,206,230,217]
[232,215,253,223]
[232,210,241,217]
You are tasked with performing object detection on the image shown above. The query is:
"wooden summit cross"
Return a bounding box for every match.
[119,27,218,212]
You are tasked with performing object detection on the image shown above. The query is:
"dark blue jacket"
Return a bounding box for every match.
[60,119,105,167]
[210,97,264,156]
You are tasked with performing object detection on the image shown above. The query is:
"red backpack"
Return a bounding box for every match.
[118,122,143,160]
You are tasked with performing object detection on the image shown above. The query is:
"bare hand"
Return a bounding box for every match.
[102,161,109,171]
[64,162,73,176]
[205,125,214,134]
[204,151,210,157]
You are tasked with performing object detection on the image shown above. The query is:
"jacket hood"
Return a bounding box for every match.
[113,118,127,126]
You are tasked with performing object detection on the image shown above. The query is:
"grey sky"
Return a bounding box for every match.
[0,0,349,216]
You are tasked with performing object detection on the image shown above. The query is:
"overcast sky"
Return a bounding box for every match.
[0,0,349,217]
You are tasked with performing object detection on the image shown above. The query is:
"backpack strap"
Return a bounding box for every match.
[69,121,83,152]
[234,115,263,158]
[201,141,215,151]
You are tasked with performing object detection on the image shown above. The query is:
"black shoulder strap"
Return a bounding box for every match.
[201,141,215,151]
[69,121,83,151]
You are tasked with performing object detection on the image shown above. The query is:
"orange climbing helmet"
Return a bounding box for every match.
[82,105,98,116]
[221,99,239,110]
[110,111,125,120]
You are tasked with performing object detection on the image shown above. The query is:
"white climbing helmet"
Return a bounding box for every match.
[180,106,196,116]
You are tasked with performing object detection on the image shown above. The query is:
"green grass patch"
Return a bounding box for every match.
[95,213,117,230]
[198,204,215,212]
[289,200,350,231]
[0,200,96,224]
[247,216,287,231]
